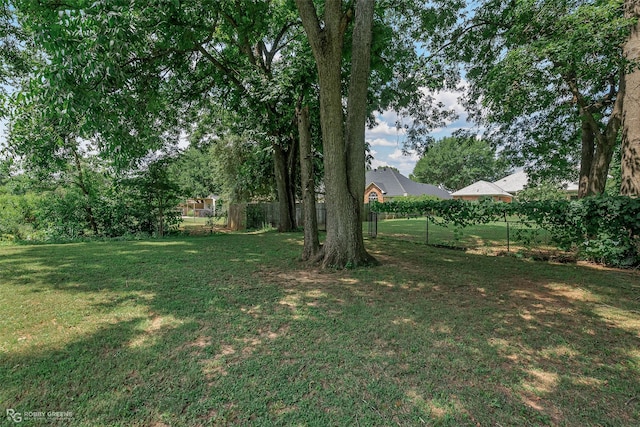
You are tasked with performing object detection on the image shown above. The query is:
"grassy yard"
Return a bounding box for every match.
[179,217,227,235]
[1,232,639,426]
[368,217,560,257]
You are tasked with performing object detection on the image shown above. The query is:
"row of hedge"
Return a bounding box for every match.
[370,196,640,267]
[0,185,182,242]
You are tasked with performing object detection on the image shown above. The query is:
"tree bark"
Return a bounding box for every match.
[588,140,616,195]
[621,0,640,197]
[273,144,297,232]
[566,66,623,197]
[297,104,320,260]
[578,119,594,197]
[71,144,99,235]
[157,196,164,238]
[296,0,376,267]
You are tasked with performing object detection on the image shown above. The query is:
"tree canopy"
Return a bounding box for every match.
[438,0,632,196]
[410,135,511,191]
[5,0,639,267]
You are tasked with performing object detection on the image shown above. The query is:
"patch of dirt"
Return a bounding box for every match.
[182,225,229,236]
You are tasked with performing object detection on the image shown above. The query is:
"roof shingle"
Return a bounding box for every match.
[366,168,452,199]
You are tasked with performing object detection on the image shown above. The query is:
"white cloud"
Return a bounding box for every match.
[395,162,418,176]
[378,109,400,124]
[432,79,468,104]
[383,149,421,176]
[432,90,467,117]
[366,120,405,139]
[365,79,477,178]
[368,138,398,147]
[370,159,389,170]
[178,130,190,149]
[388,148,419,162]
[421,79,470,127]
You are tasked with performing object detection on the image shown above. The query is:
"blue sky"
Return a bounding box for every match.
[366,85,473,177]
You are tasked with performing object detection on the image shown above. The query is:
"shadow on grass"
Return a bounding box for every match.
[0,233,638,426]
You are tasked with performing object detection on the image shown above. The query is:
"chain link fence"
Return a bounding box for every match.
[365,214,570,258]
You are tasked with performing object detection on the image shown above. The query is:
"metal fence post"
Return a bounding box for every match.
[426,215,429,245]
[506,219,510,253]
[368,211,378,238]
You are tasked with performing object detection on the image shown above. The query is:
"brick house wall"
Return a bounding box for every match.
[364,184,385,204]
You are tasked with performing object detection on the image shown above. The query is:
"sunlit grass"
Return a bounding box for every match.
[1,232,638,425]
[367,217,559,256]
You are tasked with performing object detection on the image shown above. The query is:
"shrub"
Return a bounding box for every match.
[0,193,40,240]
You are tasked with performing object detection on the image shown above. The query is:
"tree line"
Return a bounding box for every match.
[0,0,639,268]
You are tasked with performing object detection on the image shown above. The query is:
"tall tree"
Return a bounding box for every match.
[297,103,320,260]
[410,135,511,191]
[296,0,377,267]
[169,146,222,199]
[15,0,461,263]
[621,0,640,196]
[15,0,304,231]
[442,0,632,196]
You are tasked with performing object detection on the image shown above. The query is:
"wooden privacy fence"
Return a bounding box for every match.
[228,202,327,231]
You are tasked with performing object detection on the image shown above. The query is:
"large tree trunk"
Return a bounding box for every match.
[296,0,376,267]
[71,145,98,235]
[572,113,619,197]
[578,119,595,197]
[578,123,616,197]
[621,0,640,197]
[287,136,298,224]
[568,63,623,197]
[589,140,616,195]
[297,105,320,260]
[273,144,297,232]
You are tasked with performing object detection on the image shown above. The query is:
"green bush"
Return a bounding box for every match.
[1,170,182,241]
[34,188,90,240]
[246,204,267,230]
[0,193,40,240]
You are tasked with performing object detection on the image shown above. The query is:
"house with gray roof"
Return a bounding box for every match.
[451,180,514,202]
[452,170,580,202]
[364,167,452,203]
[492,171,529,195]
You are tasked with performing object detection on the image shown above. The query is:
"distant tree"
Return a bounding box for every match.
[0,156,12,187]
[410,136,510,191]
[169,146,222,199]
[438,0,631,196]
[517,182,569,201]
[206,133,275,204]
[138,158,181,237]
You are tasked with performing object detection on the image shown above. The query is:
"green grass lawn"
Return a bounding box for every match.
[179,216,227,235]
[369,217,559,256]
[1,232,639,426]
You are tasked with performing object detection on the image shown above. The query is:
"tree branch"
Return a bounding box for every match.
[295,0,323,57]
[605,65,625,143]
[197,44,244,90]
[563,72,608,147]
